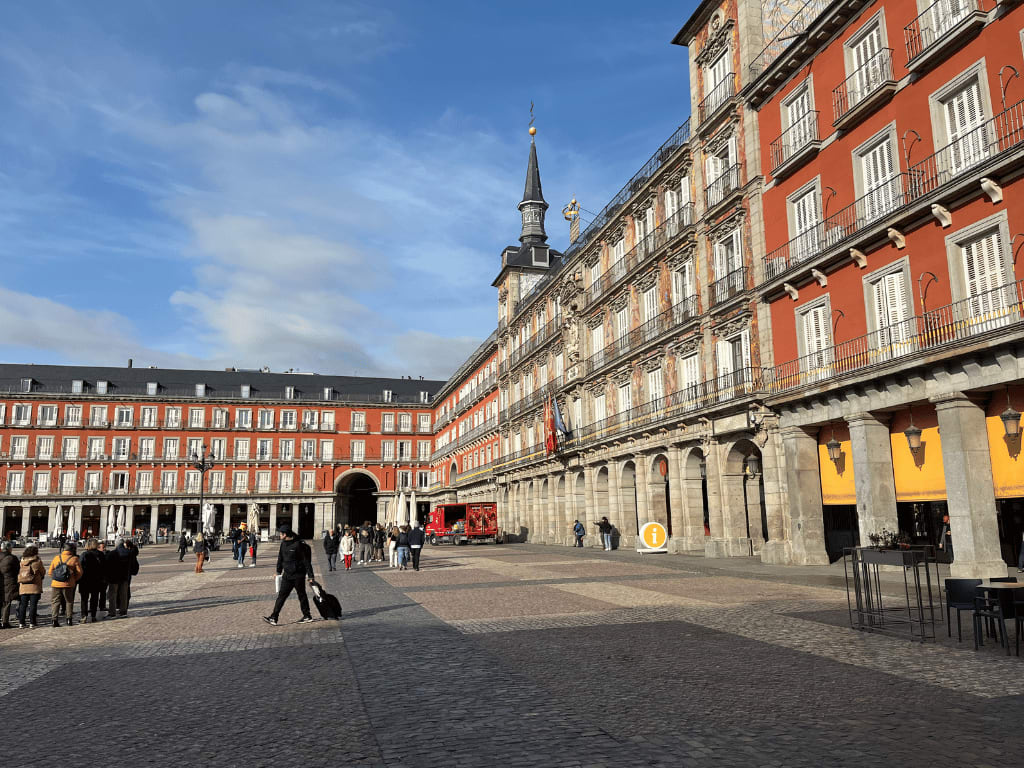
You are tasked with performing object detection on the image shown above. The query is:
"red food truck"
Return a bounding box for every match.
[425,503,501,545]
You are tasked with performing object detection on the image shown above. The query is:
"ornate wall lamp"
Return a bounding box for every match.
[826,424,842,465]
[903,407,923,455]
[1001,387,1021,439]
[744,454,761,477]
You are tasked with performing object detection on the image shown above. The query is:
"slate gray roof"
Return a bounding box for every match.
[0,364,445,405]
[521,137,546,205]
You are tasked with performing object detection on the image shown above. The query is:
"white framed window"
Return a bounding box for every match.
[0,403,5,425]
[845,19,886,109]
[351,440,365,461]
[33,471,50,495]
[163,438,179,459]
[418,470,430,489]
[672,259,695,305]
[209,471,224,493]
[137,471,153,494]
[642,287,659,323]
[382,440,395,461]
[618,383,632,413]
[11,436,28,459]
[418,413,431,432]
[185,471,201,493]
[863,258,914,360]
[140,406,157,428]
[647,368,664,402]
[279,471,293,492]
[146,381,158,395]
[61,437,79,460]
[59,471,77,494]
[189,408,204,428]
[280,439,295,461]
[381,413,395,433]
[165,407,181,428]
[240,384,251,399]
[187,438,204,460]
[301,410,318,430]
[257,439,273,460]
[858,133,898,221]
[210,438,226,459]
[301,439,315,460]
[89,406,108,427]
[6,471,25,495]
[95,380,108,395]
[398,412,412,432]
[593,393,607,422]
[418,441,431,460]
[87,437,105,460]
[256,471,271,492]
[323,386,333,400]
[235,409,252,429]
[789,183,821,262]
[351,412,366,432]
[280,410,297,430]
[233,471,248,492]
[139,438,155,460]
[321,411,335,431]
[64,404,81,427]
[398,440,411,460]
[258,409,275,429]
[110,472,129,493]
[796,296,834,378]
[382,389,393,403]
[38,405,58,426]
[615,307,629,340]
[716,330,752,391]
[284,385,295,400]
[945,215,1015,331]
[36,436,54,460]
[319,440,334,460]
[112,437,131,460]
[212,408,228,428]
[12,403,31,425]
[195,383,206,398]
[300,471,315,491]
[161,471,177,493]
[71,379,83,394]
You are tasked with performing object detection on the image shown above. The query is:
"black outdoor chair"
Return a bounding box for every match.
[945,578,981,641]
[973,591,1012,655]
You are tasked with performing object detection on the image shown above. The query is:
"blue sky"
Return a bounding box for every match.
[0,0,695,380]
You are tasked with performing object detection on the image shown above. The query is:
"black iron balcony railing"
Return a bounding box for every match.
[509,315,562,369]
[699,74,736,124]
[762,99,1024,285]
[704,164,741,209]
[770,111,820,174]
[832,48,895,125]
[585,204,694,306]
[749,0,831,79]
[711,266,747,305]
[904,0,985,66]
[581,296,699,378]
[765,279,1024,395]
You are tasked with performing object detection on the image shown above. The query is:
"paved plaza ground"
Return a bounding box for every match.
[2,540,1022,767]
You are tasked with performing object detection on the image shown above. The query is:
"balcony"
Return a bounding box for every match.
[770,111,822,178]
[832,48,896,130]
[711,266,747,306]
[698,74,735,126]
[765,279,1024,396]
[904,0,986,73]
[704,165,741,210]
[585,205,694,307]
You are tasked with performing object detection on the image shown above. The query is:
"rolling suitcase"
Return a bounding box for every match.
[310,580,342,620]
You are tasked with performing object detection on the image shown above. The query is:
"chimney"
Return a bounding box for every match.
[128,358,133,368]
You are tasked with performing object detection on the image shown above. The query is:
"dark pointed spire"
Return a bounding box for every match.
[518,128,548,245]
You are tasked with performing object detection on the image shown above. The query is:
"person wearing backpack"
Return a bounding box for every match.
[0,541,20,629]
[572,519,586,548]
[48,542,83,626]
[16,545,46,628]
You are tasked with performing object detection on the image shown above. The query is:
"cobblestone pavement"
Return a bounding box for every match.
[2,542,1022,766]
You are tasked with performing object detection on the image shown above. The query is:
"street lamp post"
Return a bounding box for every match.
[191,443,216,535]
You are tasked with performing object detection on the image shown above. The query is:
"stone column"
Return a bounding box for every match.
[22,507,34,537]
[149,506,159,536]
[291,503,300,533]
[666,446,686,550]
[635,457,652,526]
[583,465,599,548]
[933,392,1006,579]
[745,476,765,554]
[607,461,622,547]
[174,504,184,534]
[222,505,231,532]
[703,442,729,558]
[269,504,279,536]
[759,421,791,564]
[846,412,900,544]
[780,426,830,565]
[98,505,109,539]
[47,505,58,537]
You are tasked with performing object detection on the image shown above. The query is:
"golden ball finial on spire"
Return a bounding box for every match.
[529,126,536,136]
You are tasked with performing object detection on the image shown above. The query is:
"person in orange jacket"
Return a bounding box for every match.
[48,542,83,627]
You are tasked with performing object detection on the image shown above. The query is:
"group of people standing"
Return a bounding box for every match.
[569,517,615,550]
[323,521,425,571]
[0,537,140,629]
[176,524,260,573]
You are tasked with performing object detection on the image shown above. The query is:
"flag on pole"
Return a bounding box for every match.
[544,397,558,455]
[552,396,570,438]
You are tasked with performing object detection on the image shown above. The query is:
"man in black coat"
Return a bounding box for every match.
[105,538,140,618]
[408,523,426,571]
[323,528,340,571]
[264,524,315,626]
[0,541,20,628]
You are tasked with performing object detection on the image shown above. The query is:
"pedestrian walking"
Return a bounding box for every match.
[248,528,259,567]
[340,528,356,570]
[938,514,954,563]
[324,527,341,571]
[572,519,586,547]
[0,541,19,629]
[396,525,412,571]
[48,542,83,627]
[263,524,315,626]
[77,539,105,623]
[388,527,399,568]
[409,522,425,571]
[193,532,209,573]
[374,523,386,561]
[595,517,613,551]
[177,531,191,562]
[105,537,139,618]
[16,545,46,628]
[235,523,250,568]
[357,521,373,565]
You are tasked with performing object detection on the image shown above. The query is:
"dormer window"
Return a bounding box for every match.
[71,380,84,394]
[96,380,108,395]
[147,382,158,396]
[195,383,206,397]
[20,378,32,393]
[240,384,251,399]
[419,391,429,404]
[285,386,295,400]
[382,389,393,403]
[323,387,333,400]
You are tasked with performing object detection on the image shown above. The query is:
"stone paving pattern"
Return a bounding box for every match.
[2,541,1022,766]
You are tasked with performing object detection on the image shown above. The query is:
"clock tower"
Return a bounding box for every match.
[518,127,549,246]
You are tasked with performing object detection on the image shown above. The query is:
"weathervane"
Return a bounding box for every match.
[529,101,536,136]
